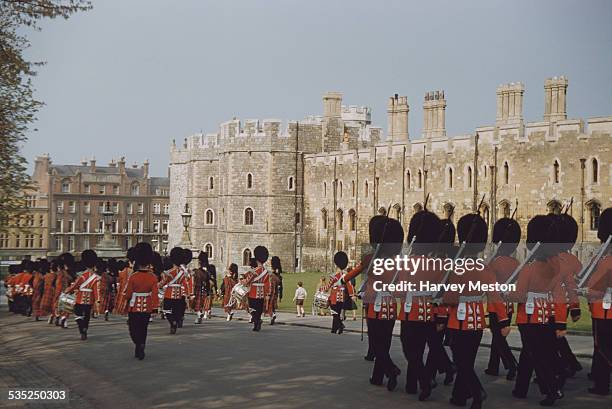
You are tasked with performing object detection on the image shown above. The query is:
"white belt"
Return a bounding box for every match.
[253,283,264,287]
[374,291,392,312]
[526,291,549,315]
[603,287,611,310]
[80,288,93,293]
[130,292,151,306]
[459,295,483,303]
[168,284,182,288]
[404,291,434,313]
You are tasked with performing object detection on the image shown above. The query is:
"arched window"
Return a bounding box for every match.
[351,180,355,197]
[499,200,511,218]
[209,176,214,190]
[242,248,252,266]
[467,166,473,189]
[588,201,601,230]
[321,209,328,229]
[338,181,343,198]
[413,203,423,213]
[130,182,140,196]
[443,203,454,220]
[244,207,254,225]
[336,209,344,230]
[288,176,294,191]
[406,170,411,190]
[247,173,253,188]
[503,161,509,184]
[61,179,71,193]
[592,158,599,184]
[392,204,401,221]
[547,200,562,215]
[364,181,369,198]
[323,182,327,197]
[418,169,423,189]
[204,243,214,259]
[447,167,454,189]
[553,160,560,184]
[295,212,301,224]
[483,164,488,179]
[378,207,387,216]
[348,209,356,231]
[205,209,214,225]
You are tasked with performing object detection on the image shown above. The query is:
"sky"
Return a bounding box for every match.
[22,0,612,176]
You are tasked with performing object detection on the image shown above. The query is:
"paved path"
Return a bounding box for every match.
[0,308,609,409]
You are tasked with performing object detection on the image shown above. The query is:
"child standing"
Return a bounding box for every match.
[293,281,307,317]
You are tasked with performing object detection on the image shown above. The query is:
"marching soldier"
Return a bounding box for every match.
[242,246,271,332]
[512,215,566,406]
[340,216,404,391]
[159,247,191,334]
[64,250,100,340]
[96,259,114,320]
[585,207,611,396]
[485,217,520,380]
[31,260,49,321]
[41,260,59,322]
[444,213,510,409]
[15,260,34,315]
[266,256,283,325]
[322,251,354,334]
[192,252,210,324]
[124,242,159,360]
[220,263,239,321]
[203,264,218,319]
[54,253,74,328]
[397,210,448,400]
[114,247,135,315]
[5,264,19,313]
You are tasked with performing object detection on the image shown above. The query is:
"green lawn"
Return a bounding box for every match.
[276,272,593,333]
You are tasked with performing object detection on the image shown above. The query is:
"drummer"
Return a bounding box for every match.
[242,246,271,331]
[64,250,100,340]
[220,263,239,321]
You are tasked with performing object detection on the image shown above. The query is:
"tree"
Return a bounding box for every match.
[0,0,91,232]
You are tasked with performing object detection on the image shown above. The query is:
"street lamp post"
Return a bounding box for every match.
[94,201,125,258]
[180,203,192,247]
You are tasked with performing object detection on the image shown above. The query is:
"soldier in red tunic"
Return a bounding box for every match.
[242,246,271,332]
[512,215,566,406]
[340,216,404,391]
[124,242,160,360]
[53,253,74,328]
[114,247,135,316]
[203,264,218,319]
[485,217,521,380]
[192,252,210,324]
[321,251,354,334]
[221,263,239,321]
[159,247,191,334]
[64,250,100,340]
[32,259,49,321]
[41,260,59,321]
[585,207,611,396]
[265,256,283,325]
[444,213,510,409]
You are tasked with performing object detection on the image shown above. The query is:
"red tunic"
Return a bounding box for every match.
[39,272,57,316]
[587,255,612,320]
[243,266,271,299]
[31,272,44,316]
[322,271,355,306]
[114,267,132,315]
[488,255,519,316]
[395,259,447,323]
[444,265,508,331]
[159,267,190,299]
[548,252,582,314]
[65,270,100,305]
[222,275,237,313]
[124,270,160,313]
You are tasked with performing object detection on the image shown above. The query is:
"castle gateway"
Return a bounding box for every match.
[169,77,612,272]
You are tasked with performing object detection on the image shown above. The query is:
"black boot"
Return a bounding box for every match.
[80,332,87,341]
[138,344,145,360]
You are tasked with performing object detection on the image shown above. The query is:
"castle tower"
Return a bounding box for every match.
[544,76,568,122]
[422,90,446,139]
[322,92,345,152]
[496,82,524,125]
[387,94,409,141]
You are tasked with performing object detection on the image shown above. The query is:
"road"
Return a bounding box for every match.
[0,308,609,409]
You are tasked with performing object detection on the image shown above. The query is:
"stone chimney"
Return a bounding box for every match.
[90,157,96,172]
[142,159,149,177]
[108,159,117,167]
[544,76,568,122]
[118,156,126,175]
[80,158,88,166]
[387,94,409,141]
[422,90,446,139]
[496,82,524,125]
[35,154,51,175]
[323,92,343,118]
[321,92,345,152]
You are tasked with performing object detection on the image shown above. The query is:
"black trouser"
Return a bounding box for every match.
[427,328,454,378]
[592,318,611,393]
[487,313,517,373]
[450,329,484,403]
[368,318,397,384]
[249,298,264,328]
[163,298,186,327]
[400,321,442,392]
[74,304,92,335]
[365,305,375,358]
[515,324,559,396]
[556,336,579,371]
[128,312,151,346]
[331,303,344,332]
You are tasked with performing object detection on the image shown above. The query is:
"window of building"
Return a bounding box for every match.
[55,236,62,252]
[84,184,91,194]
[112,220,118,233]
[447,167,454,189]
[15,234,20,248]
[112,202,119,213]
[406,171,411,190]
[162,220,169,233]
[206,209,214,225]
[98,220,104,232]
[99,185,106,195]
[25,234,35,248]
[131,183,140,196]
[467,166,473,189]
[349,209,356,231]
[288,176,295,191]
[153,203,161,214]
[323,182,327,197]
[127,203,133,215]
[68,219,74,233]
[244,207,254,225]
[364,181,369,198]
[138,203,144,214]
[113,185,119,195]
[56,219,63,233]
[69,201,76,213]
[592,158,599,184]
[61,180,70,193]
[83,237,89,250]
[418,170,423,189]
[83,219,90,233]
[499,201,511,218]
[153,220,160,233]
[242,248,252,266]
[137,220,144,233]
[209,176,214,190]
[503,161,510,184]
[163,204,169,215]
[38,215,44,227]
[550,160,560,185]
[337,209,344,230]
[84,202,90,214]
[321,209,328,229]
[338,181,343,198]
[38,235,43,248]
[0,233,8,248]
[68,236,75,252]
[57,201,64,213]
[295,212,301,225]
[588,201,601,230]
[205,243,214,259]
[247,173,253,188]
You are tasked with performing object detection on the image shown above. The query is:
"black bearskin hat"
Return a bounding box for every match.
[271,256,282,271]
[557,213,578,249]
[598,207,612,243]
[59,252,75,269]
[457,214,488,254]
[198,251,209,267]
[408,210,442,244]
[133,242,154,270]
[492,217,521,256]
[333,251,349,270]
[181,248,193,265]
[439,218,456,244]
[38,259,50,274]
[249,258,257,268]
[254,246,269,263]
[229,263,238,275]
[378,217,405,259]
[126,247,137,263]
[170,247,183,266]
[81,249,98,269]
[368,215,389,244]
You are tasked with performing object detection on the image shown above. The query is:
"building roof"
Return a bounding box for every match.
[149,177,170,187]
[50,165,146,178]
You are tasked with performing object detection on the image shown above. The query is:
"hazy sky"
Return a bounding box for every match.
[22,0,612,176]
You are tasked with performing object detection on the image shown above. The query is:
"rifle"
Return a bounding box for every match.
[503,242,541,285]
[576,235,611,290]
